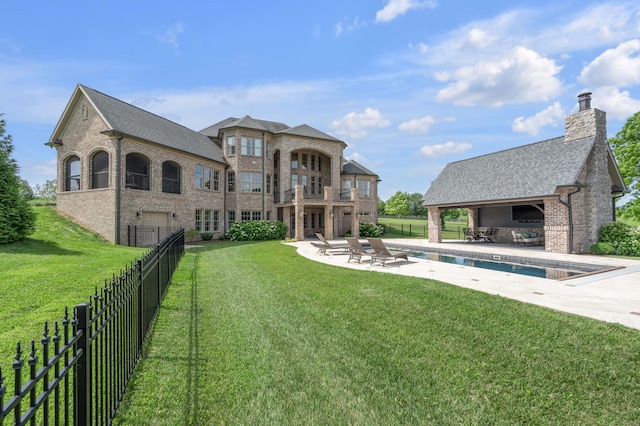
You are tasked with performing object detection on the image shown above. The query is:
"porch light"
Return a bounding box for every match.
[136,211,141,217]
[172,212,178,218]
[45,138,63,148]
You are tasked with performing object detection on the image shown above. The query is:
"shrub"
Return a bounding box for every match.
[589,242,615,255]
[225,220,288,241]
[359,222,385,238]
[185,229,200,242]
[594,223,640,257]
[599,222,633,244]
[200,232,213,241]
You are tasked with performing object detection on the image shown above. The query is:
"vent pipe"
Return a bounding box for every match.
[578,92,592,111]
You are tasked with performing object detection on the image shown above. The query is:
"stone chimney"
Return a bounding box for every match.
[564,92,606,143]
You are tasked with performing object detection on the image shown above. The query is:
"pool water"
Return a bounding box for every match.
[408,251,585,279]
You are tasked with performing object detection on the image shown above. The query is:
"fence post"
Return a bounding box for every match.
[137,259,144,350]
[75,303,91,426]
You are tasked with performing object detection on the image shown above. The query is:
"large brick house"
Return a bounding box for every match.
[46,84,380,246]
[422,93,626,254]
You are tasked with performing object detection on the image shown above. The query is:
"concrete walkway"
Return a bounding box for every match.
[290,238,640,331]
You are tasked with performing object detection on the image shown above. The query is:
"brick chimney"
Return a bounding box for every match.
[564,92,606,143]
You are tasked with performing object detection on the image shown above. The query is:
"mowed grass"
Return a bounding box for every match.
[0,207,144,375]
[114,241,640,425]
[379,217,466,239]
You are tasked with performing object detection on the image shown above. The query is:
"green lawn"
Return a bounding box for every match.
[379,216,466,239]
[114,241,640,425]
[0,207,144,378]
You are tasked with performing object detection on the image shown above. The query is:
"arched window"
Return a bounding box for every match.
[125,153,149,190]
[91,151,109,189]
[162,161,181,194]
[65,155,80,191]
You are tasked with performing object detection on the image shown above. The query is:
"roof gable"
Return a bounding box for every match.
[422,136,596,206]
[59,85,226,163]
[200,116,290,137]
[342,159,379,177]
[279,124,343,143]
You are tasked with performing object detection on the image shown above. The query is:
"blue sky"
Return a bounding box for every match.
[2,0,640,201]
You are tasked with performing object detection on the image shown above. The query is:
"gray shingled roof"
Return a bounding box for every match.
[79,85,226,163]
[422,136,596,207]
[278,124,343,143]
[342,159,379,177]
[200,116,290,137]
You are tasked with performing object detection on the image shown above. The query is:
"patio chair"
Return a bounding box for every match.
[483,227,498,243]
[313,233,350,255]
[367,238,409,266]
[463,227,481,243]
[345,237,375,263]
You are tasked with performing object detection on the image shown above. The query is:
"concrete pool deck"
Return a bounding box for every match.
[290,238,640,331]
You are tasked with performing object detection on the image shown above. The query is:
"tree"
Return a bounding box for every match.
[384,191,410,216]
[20,178,34,201]
[377,196,386,216]
[0,114,36,243]
[34,179,57,201]
[610,111,640,221]
[407,193,427,216]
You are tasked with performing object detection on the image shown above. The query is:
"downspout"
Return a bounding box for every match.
[223,164,229,234]
[612,193,625,221]
[555,183,584,253]
[262,132,266,219]
[115,134,123,244]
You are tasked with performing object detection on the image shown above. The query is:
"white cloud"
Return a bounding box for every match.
[591,87,640,121]
[419,141,471,157]
[435,46,562,106]
[418,3,640,70]
[579,39,640,87]
[512,102,565,135]
[467,28,494,48]
[335,16,366,37]
[329,108,391,139]
[158,22,183,48]
[398,115,454,134]
[375,0,437,23]
[409,42,429,54]
[346,152,367,163]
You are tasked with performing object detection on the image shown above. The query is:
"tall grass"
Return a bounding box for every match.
[114,241,640,425]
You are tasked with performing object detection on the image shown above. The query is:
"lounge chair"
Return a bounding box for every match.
[367,238,409,266]
[312,233,350,255]
[345,237,375,263]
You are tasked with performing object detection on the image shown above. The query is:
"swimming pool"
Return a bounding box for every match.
[388,244,615,280]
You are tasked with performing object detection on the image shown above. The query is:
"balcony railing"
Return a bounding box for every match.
[274,188,354,204]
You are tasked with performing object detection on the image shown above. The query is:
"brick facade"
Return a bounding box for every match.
[426,97,620,254]
[51,89,379,245]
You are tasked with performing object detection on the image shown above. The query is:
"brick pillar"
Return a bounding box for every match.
[324,186,334,239]
[428,208,441,243]
[544,196,571,253]
[351,188,360,238]
[283,206,292,238]
[294,184,304,241]
[467,208,478,229]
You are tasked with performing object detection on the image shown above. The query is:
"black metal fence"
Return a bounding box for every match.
[0,228,185,425]
[127,225,177,247]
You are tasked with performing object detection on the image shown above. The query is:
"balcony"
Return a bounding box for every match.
[274,188,355,205]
